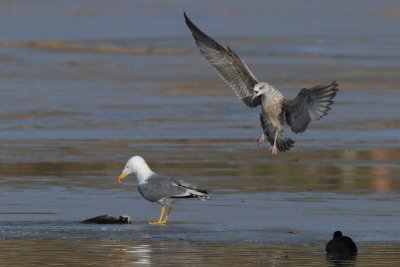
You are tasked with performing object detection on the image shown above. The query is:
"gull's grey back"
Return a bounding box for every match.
[138,174,186,202]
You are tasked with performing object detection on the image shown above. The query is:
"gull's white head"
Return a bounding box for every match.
[118,156,154,184]
[252,82,273,99]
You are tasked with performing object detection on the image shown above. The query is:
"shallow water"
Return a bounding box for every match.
[1,239,400,267]
[1,0,400,266]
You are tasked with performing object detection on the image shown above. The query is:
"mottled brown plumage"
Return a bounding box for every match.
[185,12,338,154]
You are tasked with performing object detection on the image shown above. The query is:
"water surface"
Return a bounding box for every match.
[1,0,400,266]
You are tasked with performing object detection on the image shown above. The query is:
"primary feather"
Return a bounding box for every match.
[185,12,339,154]
[184,12,261,107]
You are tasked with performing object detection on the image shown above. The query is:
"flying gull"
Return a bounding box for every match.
[118,156,208,225]
[184,12,338,155]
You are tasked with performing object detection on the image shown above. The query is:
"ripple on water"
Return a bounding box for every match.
[0,239,399,266]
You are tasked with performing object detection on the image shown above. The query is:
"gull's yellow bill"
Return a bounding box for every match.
[118,173,127,183]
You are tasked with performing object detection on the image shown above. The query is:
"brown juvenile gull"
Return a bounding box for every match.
[118,156,208,225]
[184,12,339,155]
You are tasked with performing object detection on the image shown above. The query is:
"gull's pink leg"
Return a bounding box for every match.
[269,132,279,155]
[257,133,265,145]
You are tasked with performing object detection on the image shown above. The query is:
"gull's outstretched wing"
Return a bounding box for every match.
[184,12,261,107]
[283,81,339,133]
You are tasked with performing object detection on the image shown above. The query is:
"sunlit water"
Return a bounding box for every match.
[1,239,400,267]
[1,0,400,266]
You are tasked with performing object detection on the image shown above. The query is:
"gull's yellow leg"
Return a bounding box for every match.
[149,206,166,225]
[161,207,172,224]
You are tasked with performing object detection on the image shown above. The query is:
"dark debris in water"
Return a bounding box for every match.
[80,215,132,224]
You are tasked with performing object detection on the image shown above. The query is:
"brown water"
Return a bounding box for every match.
[1,0,400,266]
[0,239,399,267]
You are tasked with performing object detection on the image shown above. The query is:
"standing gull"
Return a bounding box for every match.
[118,156,208,225]
[184,13,338,155]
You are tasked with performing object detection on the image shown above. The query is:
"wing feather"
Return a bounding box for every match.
[184,12,260,107]
[283,81,339,133]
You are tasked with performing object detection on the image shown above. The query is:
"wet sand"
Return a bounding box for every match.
[1,0,400,266]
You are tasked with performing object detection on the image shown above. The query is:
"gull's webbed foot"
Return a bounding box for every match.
[161,207,172,224]
[257,133,265,145]
[269,145,278,155]
[148,207,172,225]
[148,220,166,225]
[149,206,167,225]
[269,132,279,155]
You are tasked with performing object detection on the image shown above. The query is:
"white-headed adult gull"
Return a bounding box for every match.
[184,12,338,155]
[118,156,208,225]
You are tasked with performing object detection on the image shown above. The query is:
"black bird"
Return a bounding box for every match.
[326,231,358,259]
[184,12,338,155]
